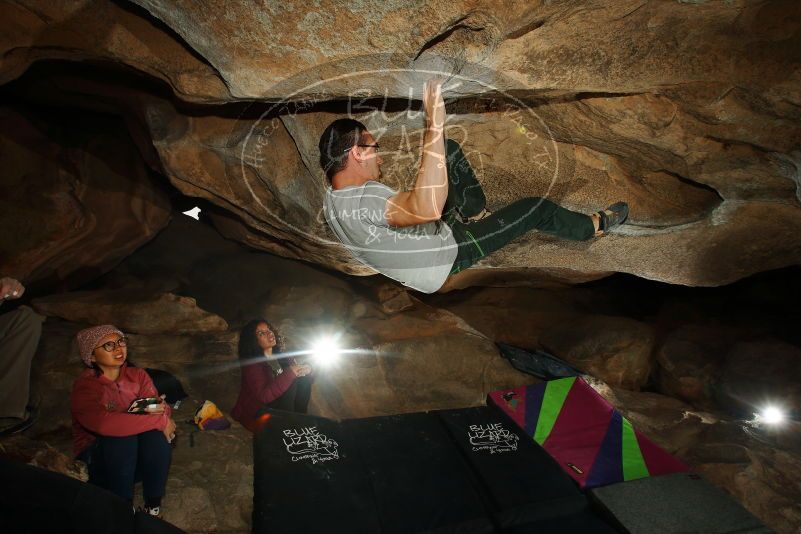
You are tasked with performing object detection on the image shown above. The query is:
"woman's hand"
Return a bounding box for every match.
[163,417,176,443]
[145,394,167,414]
[290,363,312,377]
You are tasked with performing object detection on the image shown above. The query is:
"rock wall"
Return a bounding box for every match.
[2,0,800,288]
[0,105,170,289]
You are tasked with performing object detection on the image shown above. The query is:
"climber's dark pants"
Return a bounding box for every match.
[443,140,596,275]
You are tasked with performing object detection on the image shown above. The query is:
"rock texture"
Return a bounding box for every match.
[2,1,800,289]
[716,339,801,418]
[31,290,228,334]
[541,315,656,390]
[0,106,170,290]
[0,1,229,101]
[0,434,88,482]
[656,324,731,408]
[426,286,589,349]
[688,421,801,534]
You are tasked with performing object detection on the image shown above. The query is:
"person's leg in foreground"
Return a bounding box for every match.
[0,306,43,434]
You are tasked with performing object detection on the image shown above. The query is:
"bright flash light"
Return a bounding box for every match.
[759,406,786,425]
[311,336,341,368]
[182,206,201,220]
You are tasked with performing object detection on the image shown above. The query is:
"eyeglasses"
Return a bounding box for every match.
[256,330,273,338]
[95,337,128,352]
[343,143,380,153]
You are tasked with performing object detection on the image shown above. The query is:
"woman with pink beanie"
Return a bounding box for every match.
[70,324,176,517]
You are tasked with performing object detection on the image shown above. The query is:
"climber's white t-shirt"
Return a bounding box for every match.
[324,181,458,293]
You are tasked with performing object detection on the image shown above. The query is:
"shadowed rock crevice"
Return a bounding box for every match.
[0,99,171,291]
[413,15,477,61]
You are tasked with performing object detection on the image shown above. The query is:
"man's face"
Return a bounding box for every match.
[360,132,383,182]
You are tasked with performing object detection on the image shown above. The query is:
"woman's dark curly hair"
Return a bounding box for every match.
[238,318,283,360]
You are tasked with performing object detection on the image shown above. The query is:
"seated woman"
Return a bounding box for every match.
[231,319,313,433]
[70,325,176,517]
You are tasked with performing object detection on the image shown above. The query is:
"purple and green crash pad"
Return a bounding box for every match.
[488,377,688,489]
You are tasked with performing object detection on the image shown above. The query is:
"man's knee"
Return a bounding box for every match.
[524,197,556,210]
[504,196,557,218]
[1,306,44,338]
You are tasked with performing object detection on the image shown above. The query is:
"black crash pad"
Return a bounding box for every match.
[436,407,604,530]
[253,406,616,533]
[342,411,494,534]
[252,409,382,533]
[0,456,185,534]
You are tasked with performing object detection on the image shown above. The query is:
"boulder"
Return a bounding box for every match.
[262,285,353,327]
[354,301,483,345]
[129,0,801,287]
[372,281,416,315]
[685,420,801,534]
[541,315,656,390]
[102,213,357,326]
[3,2,801,289]
[265,293,518,420]
[655,324,732,408]
[159,429,253,532]
[31,290,228,334]
[587,377,714,455]
[0,106,170,290]
[429,287,585,349]
[0,0,229,100]
[0,435,87,482]
[125,331,238,369]
[717,339,801,419]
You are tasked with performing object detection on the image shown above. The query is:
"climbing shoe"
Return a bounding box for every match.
[464,207,492,223]
[598,202,629,233]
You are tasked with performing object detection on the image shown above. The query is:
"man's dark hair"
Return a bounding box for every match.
[319,118,367,182]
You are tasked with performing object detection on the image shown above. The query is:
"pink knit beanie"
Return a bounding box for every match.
[76,325,124,367]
